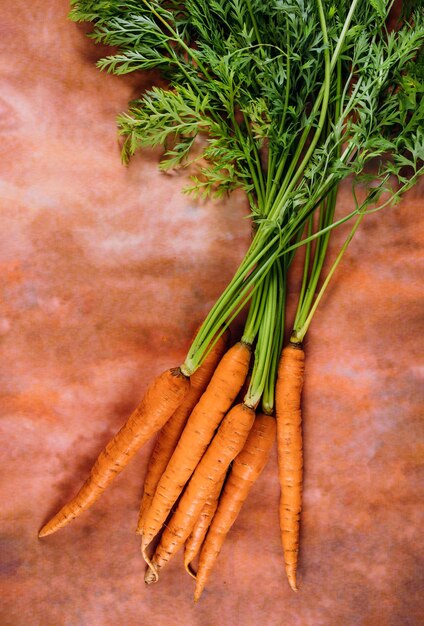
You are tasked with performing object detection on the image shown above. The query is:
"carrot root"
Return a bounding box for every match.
[276,342,305,592]
[183,472,226,577]
[147,403,255,578]
[194,413,276,601]
[144,566,158,585]
[141,537,158,584]
[39,367,189,538]
[141,342,251,552]
[136,330,230,535]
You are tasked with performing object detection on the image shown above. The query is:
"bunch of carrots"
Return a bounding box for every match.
[39,330,299,596]
[39,0,423,600]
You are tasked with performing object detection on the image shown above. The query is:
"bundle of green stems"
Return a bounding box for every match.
[69,0,424,427]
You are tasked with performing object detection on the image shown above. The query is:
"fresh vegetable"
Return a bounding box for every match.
[141,341,251,554]
[274,184,367,589]
[136,330,230,535]
[145,403,256,582]
[39,368,189,537]
[194,413,276,601]
[275,344,305,592]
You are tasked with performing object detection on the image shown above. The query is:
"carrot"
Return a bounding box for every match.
[145,402,256,583]
[38,368,189,538]
[141,341,251,553]
[275,342,305,592]
[184,472,226,578]
[136,330,230,535]
[194,413,276,601]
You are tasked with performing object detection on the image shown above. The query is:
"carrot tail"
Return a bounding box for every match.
[184,472,226,578]
[137,330,229,535]
[194,413,276,601]
[145,403,255,582]
[141,342,251,551]
[141,535,158,583]
[275,342,305,592]
[39,368,189,538]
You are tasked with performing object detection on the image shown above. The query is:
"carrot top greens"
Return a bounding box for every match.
[70,0,423,408]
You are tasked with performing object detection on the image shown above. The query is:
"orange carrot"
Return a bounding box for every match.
[275,342,305,592]
[136,330,230,535]
[141,342,251,553]
[39,368,189,538]
[184,472,226,578]
[194,413,276,601]
[145,402,255,583]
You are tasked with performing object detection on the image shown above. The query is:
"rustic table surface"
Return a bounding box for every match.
[1,2,423,625]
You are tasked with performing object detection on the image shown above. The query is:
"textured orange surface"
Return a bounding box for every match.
[1,3,423,625]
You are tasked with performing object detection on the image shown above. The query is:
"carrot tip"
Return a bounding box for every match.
[193,585,204,602]
[144,566,159,585]
[38,526,51,538]
[140,537,159,583]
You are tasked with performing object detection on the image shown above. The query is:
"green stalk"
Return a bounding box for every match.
[183,159,354,374]
[267,0,360,218]
[261,259,286,414]
[182,235,282,374]
[244,265,278,409]
[292,211,365,343]
[293,216,313,330]
[301,190,337,313]
[265,21,291,211]
[293,58,343,331]
[245,0,262,45]
[242,110,267,209]
[242,275,267,345]
[269,0,332,221]
[183,231,280,356]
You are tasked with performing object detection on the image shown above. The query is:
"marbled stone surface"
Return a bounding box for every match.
[1,3,423,625]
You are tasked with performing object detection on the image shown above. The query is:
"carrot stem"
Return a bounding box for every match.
[293,210,365,343]
[244,266,277,409]
[261,259,286,415]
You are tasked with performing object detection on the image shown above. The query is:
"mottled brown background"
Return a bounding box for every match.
[1,2,423,625]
